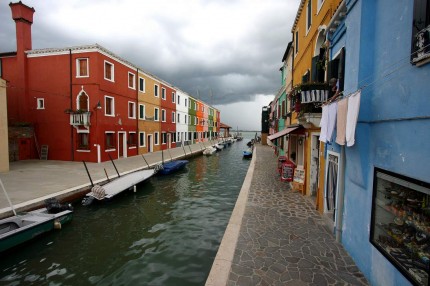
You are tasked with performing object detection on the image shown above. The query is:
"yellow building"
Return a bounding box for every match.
[290,0,341,213]
[0,78,9,172]
[137,70,161,154]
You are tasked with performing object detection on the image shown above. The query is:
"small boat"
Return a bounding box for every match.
[214,143,223,151]
[0,199,73,253]
[82,168,157,205]
[157,160,189,175]
[203,146,217,155]
[243,148,253,159]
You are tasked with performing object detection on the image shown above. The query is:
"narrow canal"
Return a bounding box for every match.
[0,133,255,286]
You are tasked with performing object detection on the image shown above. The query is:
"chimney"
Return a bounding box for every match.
[10,1,35,53]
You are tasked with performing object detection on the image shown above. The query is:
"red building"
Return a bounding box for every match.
[159,82,176,150]
[1,2,138,162]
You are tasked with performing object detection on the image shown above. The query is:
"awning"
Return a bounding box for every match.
[268,127,300,141]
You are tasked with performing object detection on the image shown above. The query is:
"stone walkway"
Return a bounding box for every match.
[226,144,368,286]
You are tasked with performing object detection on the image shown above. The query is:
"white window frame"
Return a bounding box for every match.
[295,30,299,55]
[172,111,176,123]
[139,77,146,93]
[154,107,159,121]
[161,87,166,100]
[185,98,187,107]
[194,102,197,110]
[177,95,181,105]
[37,98,45,110]
[104,60,115,82]
[76,58,89,78]
[317,0,325,14]
[105,95,115,117]
[177,113,180,123]
[128,131,137,149]
[128,72,136,90]
[139,104,145,120]
[105,131,116,151]
[172,92,176,103]
[154,132,159,145]
[128,101,136,119]
[139,131,146,147]
[154,84,159,97]
[194,116,197,125]
[161,109,166,122]
[187,115,190,124]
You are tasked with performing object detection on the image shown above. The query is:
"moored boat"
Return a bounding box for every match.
[0,200,73,253]
[157,160,189,175]
[243,148,253,159]
[203,146,217,155]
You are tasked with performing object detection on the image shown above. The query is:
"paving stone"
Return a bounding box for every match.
[226,145,368,286]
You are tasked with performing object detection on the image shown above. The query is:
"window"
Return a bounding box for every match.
[37,98,44,109]
[77,133,89,150]
[128,102,136,118]
[129,132,137,147]
[295,31,299,54]
[78,91,89,111]
[105,132,115,150]
[185,98,187,107]
[139,77,146,92]
[194,116,197,125]
[172,133,176,143]
[162,132,167,144]
[311,47,326,83]
[177,113,180,123]
[154,132,159,145]
[162,87,166,100]
[154,107,159,121]
[411,0,430,65]
[128,72,136,89]
[105,96,115,116]
[194,102,197,110]
[172,92,176,103]
[104,61,114,81]
[306,0,312,32]
[317,0,325,13]
[327,47,346,97]
[139,104,145,120]
[139,132,146,147]
[161,109,166,122]
[76,58,89,77]
[187,115,190,124]
[172,111,176,123]
[202,106,205,113]
[370,167,430,286]
[154,84,159,97]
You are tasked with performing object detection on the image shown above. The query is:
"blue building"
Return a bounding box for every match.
[321,0,430,285]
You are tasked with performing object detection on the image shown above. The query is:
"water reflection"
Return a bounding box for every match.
[0,134,253,285]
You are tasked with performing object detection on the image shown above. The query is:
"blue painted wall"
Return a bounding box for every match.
[327,0,430,285]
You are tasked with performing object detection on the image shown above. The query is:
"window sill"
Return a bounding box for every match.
[129,146,137,149]
[105,149,116,152]
[77,149,90,152]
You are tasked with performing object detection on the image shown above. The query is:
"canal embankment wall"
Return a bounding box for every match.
[0,141,215,219]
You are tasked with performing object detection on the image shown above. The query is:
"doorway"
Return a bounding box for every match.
[310,134,320,196]
[147,134,153,153]
[18,138,31,160]
[118,132,127,158]
[167,133,171,149]
[325,151,339,221]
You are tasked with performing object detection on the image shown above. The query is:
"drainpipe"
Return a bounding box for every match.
[335,145,345,242]
[69,49,74,161]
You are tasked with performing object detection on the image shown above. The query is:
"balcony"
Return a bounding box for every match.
[66,110,91,132]
[412,25,430,66]
[289,82,328,128]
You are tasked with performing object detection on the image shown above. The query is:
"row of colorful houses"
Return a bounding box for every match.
[0,2,221,164]
[265,0,430,285]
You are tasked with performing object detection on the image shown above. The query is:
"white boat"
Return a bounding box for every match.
[214,143,223,151]
[203,146,217,155]
[82,168,157,205]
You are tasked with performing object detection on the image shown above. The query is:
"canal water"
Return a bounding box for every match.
[0,133,256,286]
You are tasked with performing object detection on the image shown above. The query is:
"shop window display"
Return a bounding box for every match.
[370,167,430,286]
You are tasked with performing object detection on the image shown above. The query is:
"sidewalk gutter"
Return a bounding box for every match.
[205,147,256,286]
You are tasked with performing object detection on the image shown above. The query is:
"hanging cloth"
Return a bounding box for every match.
[335,98,348,145]
[319,105,329,143]
[346,90,361,147]
[326,102,337,143]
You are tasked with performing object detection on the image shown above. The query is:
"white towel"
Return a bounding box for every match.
[326,102,337,143]
[319,105,329,143]
[336,98,348,145]
[346,91,361,147]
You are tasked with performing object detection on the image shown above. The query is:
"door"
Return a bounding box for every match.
[325,151,339,221]
[167,133,171,149]
[118,132,127,158]
[147,134,153,153]
[18,138,31,160]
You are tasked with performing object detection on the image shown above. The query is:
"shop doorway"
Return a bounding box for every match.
[325,151,339,221]
[18,138,31,160]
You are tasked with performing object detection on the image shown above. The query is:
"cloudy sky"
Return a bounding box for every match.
[0,0,300,130]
